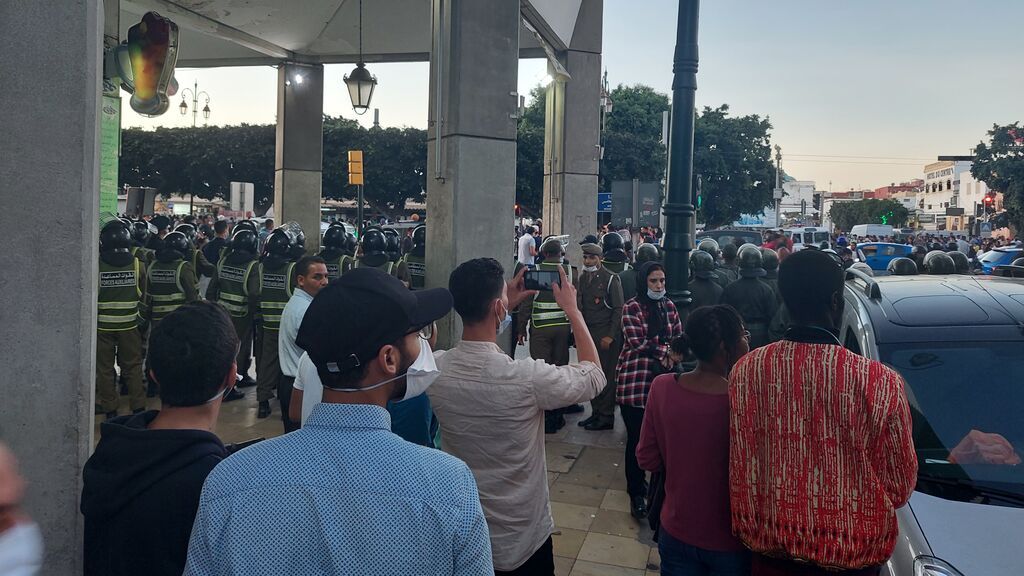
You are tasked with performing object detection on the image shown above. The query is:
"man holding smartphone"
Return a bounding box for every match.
[515,238,576,433]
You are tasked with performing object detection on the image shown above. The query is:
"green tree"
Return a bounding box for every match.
[601,85,669,188]
[515,86,547,216]
[828,199,908,231]
[693,105,775,228]
[972,123,1024,233]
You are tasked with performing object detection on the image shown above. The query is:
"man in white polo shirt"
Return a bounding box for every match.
[279,255,328,432]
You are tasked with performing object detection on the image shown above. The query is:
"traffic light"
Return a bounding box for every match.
[983,192,996,214]
[812,193,821,211]
[693,173,703,209]
[347,150,364,186]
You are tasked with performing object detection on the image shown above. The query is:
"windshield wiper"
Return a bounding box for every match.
[917,471,1024,506]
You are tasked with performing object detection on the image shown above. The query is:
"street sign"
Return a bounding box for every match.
[348,150,364,186]
[598,192,612,213]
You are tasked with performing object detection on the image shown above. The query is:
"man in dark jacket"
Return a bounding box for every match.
[81,301,239,576]
[721,246,778,349]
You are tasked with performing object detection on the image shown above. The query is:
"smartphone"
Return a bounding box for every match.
[524,269,561,291]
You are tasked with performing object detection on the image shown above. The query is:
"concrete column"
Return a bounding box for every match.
[0,0,102,573]
[274,63,324,252]
[426,0,520,347]
[542,0,603,266]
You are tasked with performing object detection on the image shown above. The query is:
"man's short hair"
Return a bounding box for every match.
[264,219,274,229]
[449,258,506,324]
[525,226,536,235]
[214,220,228,234]
[779,250,844,324]
[295,255,326,281]
[148,302,239,407]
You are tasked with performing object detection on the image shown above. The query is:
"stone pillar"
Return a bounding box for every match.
[274,63,324,252]
[0,0,102,573]
[426,0,520,348]
[542,0,603,266]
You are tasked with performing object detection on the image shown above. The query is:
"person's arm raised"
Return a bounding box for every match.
[551,266,598,366]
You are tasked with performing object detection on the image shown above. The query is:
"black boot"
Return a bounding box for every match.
[577,415,596,428]
[257,401,271,418]
[237,376,257,388]
[630,494,648,520]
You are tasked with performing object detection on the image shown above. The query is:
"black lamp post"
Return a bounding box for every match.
[343,0,377,115]
[179,80,211,215]
[663,0,700,308]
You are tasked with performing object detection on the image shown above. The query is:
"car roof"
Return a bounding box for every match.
[857,242,908,248]
[846,274,1024,344]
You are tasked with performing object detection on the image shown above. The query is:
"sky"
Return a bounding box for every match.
[125,0,1024,193]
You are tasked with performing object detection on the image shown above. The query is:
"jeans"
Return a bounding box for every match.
[659,528,751,576]
[620,404,647,497]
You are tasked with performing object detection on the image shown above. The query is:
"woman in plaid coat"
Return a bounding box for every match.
[615,261,683,520]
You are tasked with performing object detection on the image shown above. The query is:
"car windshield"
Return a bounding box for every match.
[980,250,1011,264]
[880,342,1024,506]
[813,232,831,244]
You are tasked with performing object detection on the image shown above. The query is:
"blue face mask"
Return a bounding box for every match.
[497,302,512,335]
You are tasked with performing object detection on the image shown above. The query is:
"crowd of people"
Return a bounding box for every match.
[4,214,1021,576]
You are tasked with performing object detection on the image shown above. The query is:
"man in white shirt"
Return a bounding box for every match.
[517,226,538,264]
[280,256,328,432]
[428,259,606,575]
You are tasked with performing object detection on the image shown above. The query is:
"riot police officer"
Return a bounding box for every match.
[760,248,782,304]
[517,238,576,433]
[601,232,631,274]
[174,223,216,291]
[97,221,148,419]
[720,246,778,349]
[384,234,412,286]
[618,243,660,303]
[947,250,971,275]
[130,220,155,266]
[718,243,741,285]
[320,224,350,281]
[405,225,427,290]
[922,251,956,274]
[354,228,397,276]
[208,228,261,390]
[576,242,624,431]
[255,227,298,418]
[688,250,723,310]
[146,231,198,327]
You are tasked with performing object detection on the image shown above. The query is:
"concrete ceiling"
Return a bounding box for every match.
[120,0,585,67]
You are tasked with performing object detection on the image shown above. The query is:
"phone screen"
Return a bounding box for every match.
[524,269,560,291]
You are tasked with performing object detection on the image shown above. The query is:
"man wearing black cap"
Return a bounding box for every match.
[185,268,493,575]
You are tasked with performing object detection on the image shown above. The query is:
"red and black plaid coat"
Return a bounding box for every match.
[614,297,683,407]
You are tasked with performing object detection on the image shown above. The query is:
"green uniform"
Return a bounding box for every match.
[256,257,295,404]
[208,252,260,380]
[319,249,352,281]
[405,253,426,290]
[130,245,153,266]
[518,261,575,429]
[577,265,623,427]
[602,259,631,275]
[688,275,723,310]
[97,254,147,413]
[716,263,740,287]
[146,258,198,324]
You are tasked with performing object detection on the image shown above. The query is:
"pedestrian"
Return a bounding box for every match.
[82,302,236,576]
[429,259,605,575]
[184,268,493,576]
[518,226,538,265]
[257,218,274,251]
[575,243,624,431]
[615,261,683,519]
[255,228,299,419]
[280,255,328,432]
[516,238,577,433]
[638,305,751,576]
[720,246,777,349]
[202,219,229,267]
[729,249,917,575]
[96,221,148,419]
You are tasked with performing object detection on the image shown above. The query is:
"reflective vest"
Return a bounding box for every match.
[321,251,350,281]
[130,245,153,265]
[216,255,257,318]
[531,262,573,329]
[98,257,142,331]
[406,254,426,290]
[259,260,295,331]
[148,259,187,323]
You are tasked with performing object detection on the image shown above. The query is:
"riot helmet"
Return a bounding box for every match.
[131,220,152,246]
[760,248,780,273]
[322,224,347,251]
[162,231,189,256]
[412,225,427,248]
[635,243,660,264]
[737,246,766,277]
[264,229,293,257]
[233,220,259,235]
[230,229,259,255]
[601,231,624,253]
[922,251,955,275]
[690,250,716,279]
[344,233,358,256]
[361,228,387,256]
[737,243,761,259]
[697,238,721,260]
[946,251,971,275]
[721,243,739,262]
[385,235,401,262]
[99,220,132,253]
[887,257,918,276]
[174,223,198,247]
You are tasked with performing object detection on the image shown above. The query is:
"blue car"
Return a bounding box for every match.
[856,242,914,272]
[979,247,1023,275]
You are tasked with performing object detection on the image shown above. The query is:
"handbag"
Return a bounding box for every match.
[647,469,666,541]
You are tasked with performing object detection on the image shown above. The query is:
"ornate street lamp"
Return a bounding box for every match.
[179,80,211,127]
[343,0,377,115]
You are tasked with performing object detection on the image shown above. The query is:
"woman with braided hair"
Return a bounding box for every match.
[637,305,751,576]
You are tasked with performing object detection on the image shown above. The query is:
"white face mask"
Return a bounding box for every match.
[496,302,512,335]
[647,288,666,300]
[583,265,599,273]
[323,337,439,402]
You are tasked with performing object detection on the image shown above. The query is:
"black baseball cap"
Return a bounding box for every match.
[295,267,452,381]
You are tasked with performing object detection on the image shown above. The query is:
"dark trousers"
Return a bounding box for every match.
[278,375,299,433]
[494,537,553,576]
[257,329,280,403]
[96,329,145,412]
[508,312,520,359]
[620,404,647,497]
[230,315,253,379]
[530,324,571,426]
[659,528,750,576]
[589,329,620,425]
[752,555,881,576]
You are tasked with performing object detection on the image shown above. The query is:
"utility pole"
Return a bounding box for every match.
[774,145,783,228]
[663,0,700,309]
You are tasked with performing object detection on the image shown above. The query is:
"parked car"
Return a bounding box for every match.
[841,270,1024,576]
[784,227,831,251]
[850,224,894,238]
[979,247,1023,275]
[856,242,914,272]
[696,228,763,248]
